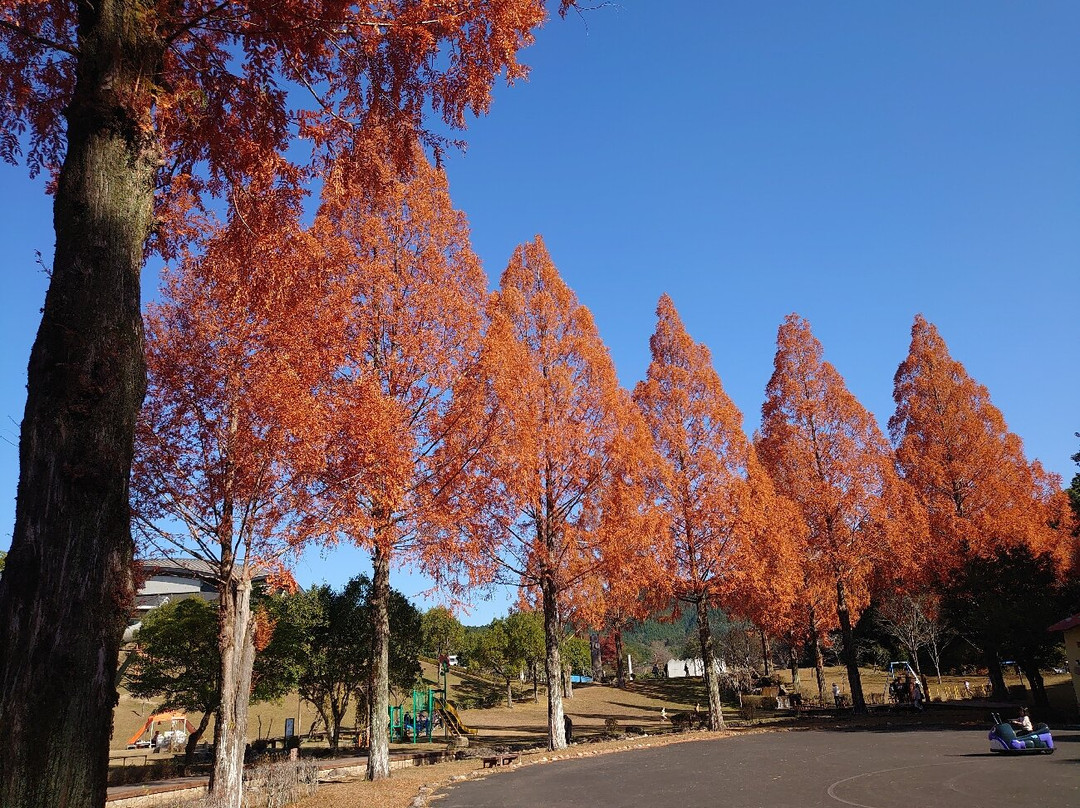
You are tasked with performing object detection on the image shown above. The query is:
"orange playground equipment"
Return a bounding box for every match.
[126,711,196,749]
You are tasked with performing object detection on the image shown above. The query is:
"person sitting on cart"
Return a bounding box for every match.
[1010,706,1033,733]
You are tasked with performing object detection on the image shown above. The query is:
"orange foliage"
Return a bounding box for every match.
[133,187,327,579]
[303,151,489,568]
[889,315,1074,575]
[757,313,928,679]
[433,237,654,747]
[440,236,655,599]
[0,0,576,238]
[633,295,802,631]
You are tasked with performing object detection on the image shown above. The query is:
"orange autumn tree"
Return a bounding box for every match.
[132,189,330,805]
[565,491,667,689]
[0,4,580,805]
[436,236,654,750]
[757,314,926,714]
[890,315,1073,569]
[305,154,488,780]
[772,569,838,702]
[889,314,1075,695]
[633,295,800,729]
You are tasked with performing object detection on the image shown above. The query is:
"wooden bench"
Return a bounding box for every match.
[481,753,519,768]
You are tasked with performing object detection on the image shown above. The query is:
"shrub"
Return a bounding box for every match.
[243,758,319,808]
[107,758,185,787]
[740,695,778,711]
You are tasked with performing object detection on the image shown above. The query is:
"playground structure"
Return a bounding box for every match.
[390,688,438,743]
[389,687,478,742]
[883,661,922,704]
[126,711,195,751]
[435,694,477,737]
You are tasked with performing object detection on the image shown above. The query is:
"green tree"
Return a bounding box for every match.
[125,599,219,763]
[125,595,297,763]
[286,577,421,749]
[471,619,524,709]
[561,636,592,679]
[470,612,545,708]
[941,546,1079,715]
[421,607,466,660]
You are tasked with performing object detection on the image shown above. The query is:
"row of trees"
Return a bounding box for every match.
[128,180,1077,807]
[1,6,1075,808]
[0,2,582,807]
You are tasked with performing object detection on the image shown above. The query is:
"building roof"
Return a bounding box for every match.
[1047,613,1080,633]
[138,557,270,584]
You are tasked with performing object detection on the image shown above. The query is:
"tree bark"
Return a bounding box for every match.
[985,647,1008,701]
[808,606,826,704]
[760,630,772,677]
[1019,658,1048,715]
[209,574,256,808]
[506,678,514,709]
[590,633,603,682]
[835,580,866,713]
[329,696,347,750]
[541,573,565,750]
[695,597,724,730]
[0,3,160,806]
[367,543,392,780]
[184,711,213,767]
[614,630,625,688]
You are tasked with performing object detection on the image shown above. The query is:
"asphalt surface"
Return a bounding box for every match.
[436,727,1080,808]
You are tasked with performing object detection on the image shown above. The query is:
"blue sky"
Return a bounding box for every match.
[2,2,1077,625]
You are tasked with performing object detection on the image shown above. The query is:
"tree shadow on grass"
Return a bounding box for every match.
[447,676,504,710]
[629,678,709,706]
[569,712,653,722]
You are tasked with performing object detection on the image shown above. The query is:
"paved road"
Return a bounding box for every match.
[437,727,1079,808]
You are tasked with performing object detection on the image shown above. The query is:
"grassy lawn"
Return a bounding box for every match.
[111,661,1076,755]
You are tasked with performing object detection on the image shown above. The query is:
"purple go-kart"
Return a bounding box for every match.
[988,713,1054,754]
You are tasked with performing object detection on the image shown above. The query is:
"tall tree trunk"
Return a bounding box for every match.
[184,711,214,767]
[329,699,346,750]
[0,3,160,807]
[590,633,603,682]
[210,574,257,808]
[506,678,514,709]
[367,543,392,780]
[760,630,772,677]
[1019,658,1048,715]
[532,662,539,703]
[928,637,944,686]
[564,663,573,698]
[835,580,866,713]
[541,572,566,750]
[808,606,826,704]
[614,630,625,688]
[787,632,801,687]
[984,647,1008,700]
[695,597,725,730]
